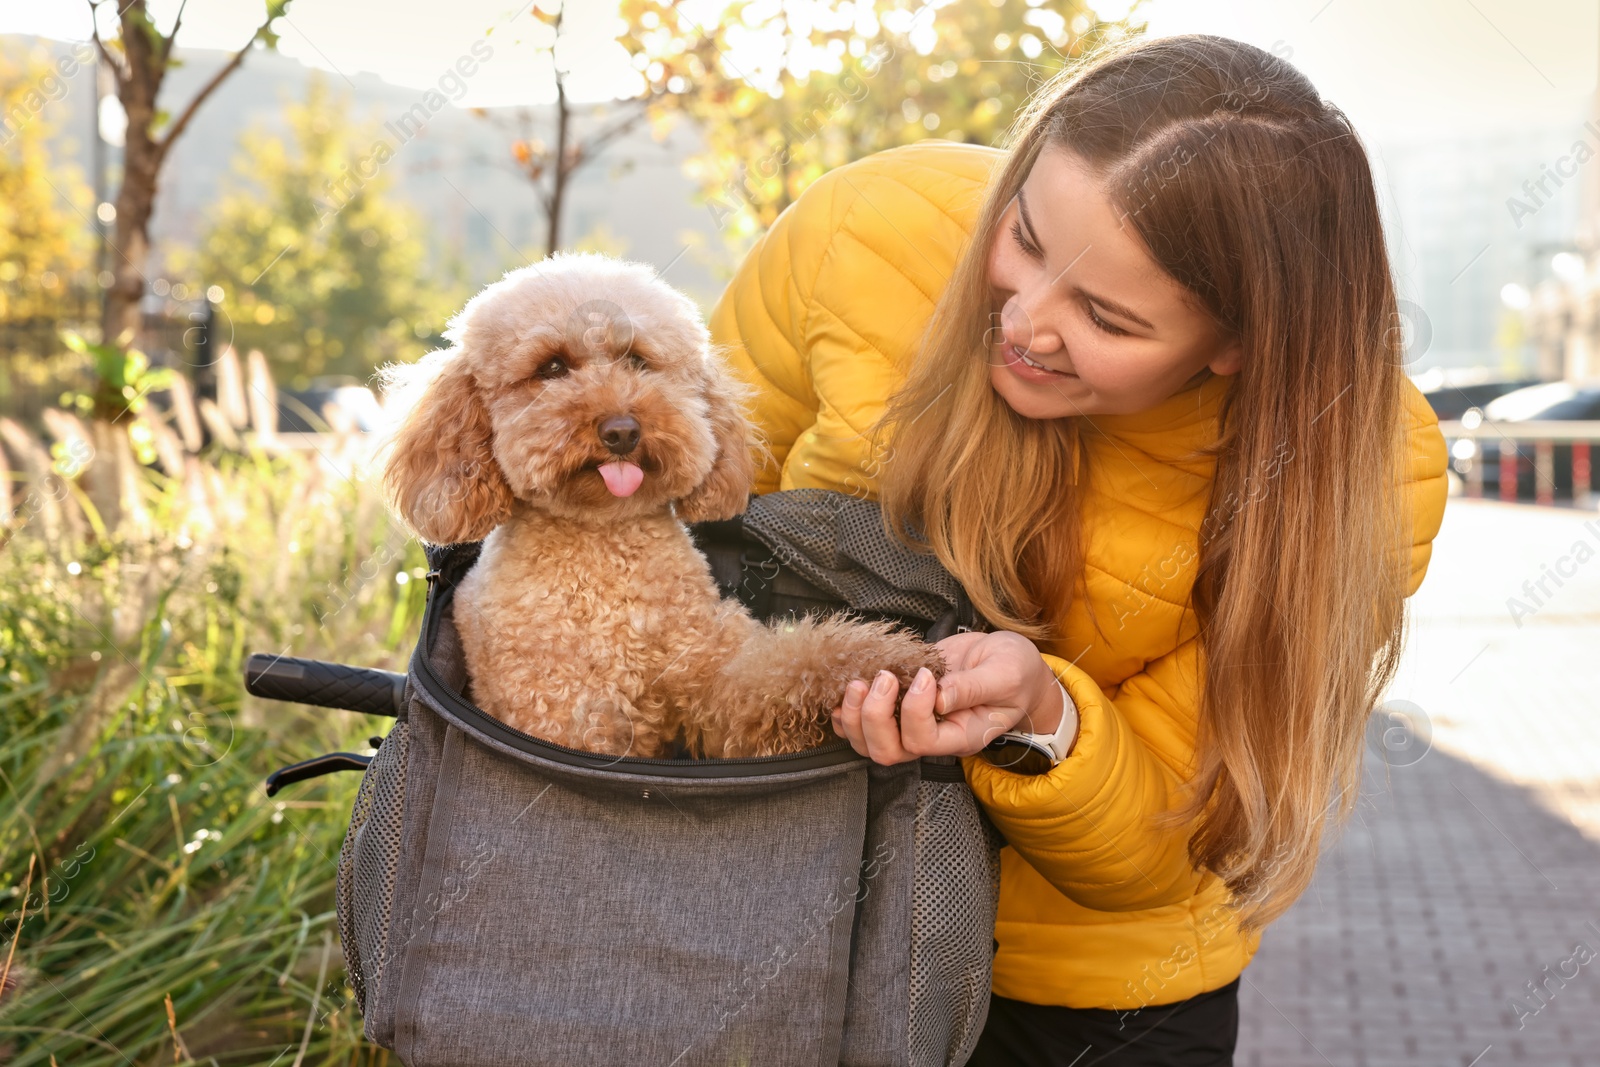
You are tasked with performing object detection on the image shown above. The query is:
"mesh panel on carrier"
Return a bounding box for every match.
[908,779,1003,1066]
[337,720,410,1016]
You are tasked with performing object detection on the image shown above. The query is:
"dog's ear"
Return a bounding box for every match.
[379,349,512,544]
[675,355,758,523]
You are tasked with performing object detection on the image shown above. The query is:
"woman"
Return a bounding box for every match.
[708,35,1448,1065]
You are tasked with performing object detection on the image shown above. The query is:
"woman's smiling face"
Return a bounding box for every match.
[985,144,1241,419]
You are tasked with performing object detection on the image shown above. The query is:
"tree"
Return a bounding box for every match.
[618,0,1119,238]
[87,0,290,348]
[0,42,97,433]
[183,77,459,387]
[489,1,662,256]
[0,41,94,320]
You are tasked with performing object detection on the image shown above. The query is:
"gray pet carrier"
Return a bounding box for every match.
[250,490,1002,1067]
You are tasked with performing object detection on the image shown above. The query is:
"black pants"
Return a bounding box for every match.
[968,978,1239,1067]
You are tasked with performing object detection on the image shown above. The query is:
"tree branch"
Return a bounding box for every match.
[153,3,281,165]
[563,102,651,178]
[586,104,652,152]
[85,0,128,85]
[158,0,189,67]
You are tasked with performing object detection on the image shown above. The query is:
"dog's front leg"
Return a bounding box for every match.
[698,614,945,759]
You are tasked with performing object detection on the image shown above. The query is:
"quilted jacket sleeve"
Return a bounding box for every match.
[707,141,1001,493]
[705,184,828,494]
[1400,378,1449,595]
[962,645,1209,912]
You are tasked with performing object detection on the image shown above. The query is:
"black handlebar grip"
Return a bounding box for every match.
[244,654,406,717]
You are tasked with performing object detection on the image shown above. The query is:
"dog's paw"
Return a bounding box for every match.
[869,630,946,692]
[796,615,945,707]
[710,615,951,757]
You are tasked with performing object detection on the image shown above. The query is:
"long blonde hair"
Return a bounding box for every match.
[879,35,1409,926]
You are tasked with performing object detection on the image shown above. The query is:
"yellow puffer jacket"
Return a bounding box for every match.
[707,140,1449,1010]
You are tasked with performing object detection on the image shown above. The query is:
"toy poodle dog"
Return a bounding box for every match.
[380,253,942,759]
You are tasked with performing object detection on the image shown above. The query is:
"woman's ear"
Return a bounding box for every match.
[1208,339,1243,376]
[674,357,758,523]
[380,349,512,544]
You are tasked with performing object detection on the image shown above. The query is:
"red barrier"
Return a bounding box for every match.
[1439,420,1600,508]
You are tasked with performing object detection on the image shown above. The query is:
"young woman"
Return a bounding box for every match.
[708,34,1448,1065]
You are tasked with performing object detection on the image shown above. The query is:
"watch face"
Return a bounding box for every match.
[980,735,1056,777]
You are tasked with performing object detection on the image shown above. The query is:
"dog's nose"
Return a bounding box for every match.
[597,414,641,456]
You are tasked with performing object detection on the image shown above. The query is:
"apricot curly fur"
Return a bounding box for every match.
[379,253,943,758]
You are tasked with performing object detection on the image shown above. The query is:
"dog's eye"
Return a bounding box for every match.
[535,357,569,380]
[625,350,648,371]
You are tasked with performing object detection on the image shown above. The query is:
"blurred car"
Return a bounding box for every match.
[1411,367,1542,421]
[1449,382,1600,500]
[276,381,384,434]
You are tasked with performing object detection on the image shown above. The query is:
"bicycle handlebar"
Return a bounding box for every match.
[244,654,406,717]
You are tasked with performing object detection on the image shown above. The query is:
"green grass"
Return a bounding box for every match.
[1,435,424,1065]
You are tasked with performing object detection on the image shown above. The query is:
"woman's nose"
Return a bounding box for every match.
[1000,294,1059,355]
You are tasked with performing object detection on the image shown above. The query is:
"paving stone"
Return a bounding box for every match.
[1236,502,1600,1066]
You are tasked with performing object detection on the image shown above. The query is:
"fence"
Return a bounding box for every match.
[1438,421,1600,507]
[0,280,211,428]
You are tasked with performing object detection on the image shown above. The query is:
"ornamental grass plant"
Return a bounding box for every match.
[1,350,416,1065]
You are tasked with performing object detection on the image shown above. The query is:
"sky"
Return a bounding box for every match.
[1,0,1595,137]
[1139,0,1598,136]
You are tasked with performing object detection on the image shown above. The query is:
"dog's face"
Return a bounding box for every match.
[381,254,756,543]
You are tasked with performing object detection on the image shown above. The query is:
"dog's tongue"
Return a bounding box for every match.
[597,460,644,497]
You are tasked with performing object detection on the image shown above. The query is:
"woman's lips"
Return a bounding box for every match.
[999,342,1076,383]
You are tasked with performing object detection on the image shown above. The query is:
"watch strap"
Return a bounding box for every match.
[1002,679,1076,763]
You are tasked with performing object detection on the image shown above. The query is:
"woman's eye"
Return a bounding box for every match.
[1085,302,1128,336]
[535,356,569,379]
[1009,219,1042,260]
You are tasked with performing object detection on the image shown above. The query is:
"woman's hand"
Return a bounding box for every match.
[830,630,1067,765]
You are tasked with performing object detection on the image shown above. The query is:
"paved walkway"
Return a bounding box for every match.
[1237,499,1600,1067]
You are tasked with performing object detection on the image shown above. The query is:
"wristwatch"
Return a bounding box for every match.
[979,679,1077,776]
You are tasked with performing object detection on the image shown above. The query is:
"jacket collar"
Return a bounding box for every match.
[1079,371,1232,466]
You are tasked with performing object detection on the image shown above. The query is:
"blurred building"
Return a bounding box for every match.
[1379,123,1585,375]
[1519,24,1600,385]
